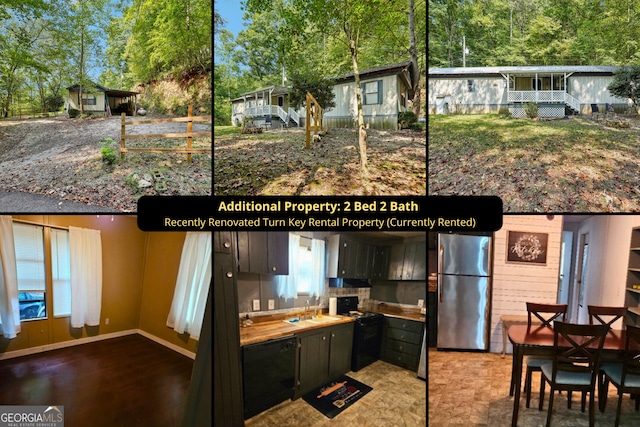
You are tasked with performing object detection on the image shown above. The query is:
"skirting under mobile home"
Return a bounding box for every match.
[428,66,632,118]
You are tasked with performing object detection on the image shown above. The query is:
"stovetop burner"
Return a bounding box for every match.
[342,311,384,320]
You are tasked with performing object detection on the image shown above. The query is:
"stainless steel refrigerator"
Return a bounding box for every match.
[437,233,492,351]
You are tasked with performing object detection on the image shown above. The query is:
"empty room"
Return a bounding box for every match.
[0,215,210,426]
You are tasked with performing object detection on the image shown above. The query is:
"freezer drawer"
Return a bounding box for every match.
[437,274,490,350]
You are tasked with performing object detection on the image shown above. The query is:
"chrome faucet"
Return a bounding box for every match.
[305,300,310,320]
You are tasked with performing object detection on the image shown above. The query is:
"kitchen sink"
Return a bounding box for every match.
[282,316,342,326]
[305,316,342,324]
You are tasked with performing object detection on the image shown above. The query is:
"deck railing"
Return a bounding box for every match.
[244,105,300,125]
[508,90,581,112]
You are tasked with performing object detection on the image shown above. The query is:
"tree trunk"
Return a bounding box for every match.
[408,0,421,117]
[79,5,85,115]
[349,38,367,173]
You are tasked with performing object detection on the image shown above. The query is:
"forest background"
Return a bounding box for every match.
[0,0,212,117]
[214,0,427,126]
[429,0,640,68]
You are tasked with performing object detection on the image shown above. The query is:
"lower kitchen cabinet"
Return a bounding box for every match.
[381,317,425,371]
[295,322,354,399]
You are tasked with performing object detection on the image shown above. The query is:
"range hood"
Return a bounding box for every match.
[328,278,372,288]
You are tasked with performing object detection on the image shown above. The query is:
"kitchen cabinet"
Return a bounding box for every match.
[237,231,289,275]
[380,317,425,370]
[626,227,640,326]
[372,246,390,279]
[427,292,437,347]
[387,241,427,281]
[295,322,354,398]
[327,234,367,278]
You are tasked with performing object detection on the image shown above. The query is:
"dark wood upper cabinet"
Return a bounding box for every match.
[372,246,390,279]
[388,241,427,281]
[237,232,289,275]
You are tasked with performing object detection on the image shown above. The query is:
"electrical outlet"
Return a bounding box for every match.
[105,318,109,325]
[253,299,260,311]
[268,299,275,310]
[417,299,424,308]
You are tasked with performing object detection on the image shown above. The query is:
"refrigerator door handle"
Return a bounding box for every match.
[438,243,444,303]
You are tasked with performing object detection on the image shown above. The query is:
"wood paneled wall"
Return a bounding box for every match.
[491,215,563,354]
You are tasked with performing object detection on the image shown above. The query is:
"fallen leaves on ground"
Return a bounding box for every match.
[428,114,640,212]
[0,116,211,211]
[214,127,426,195]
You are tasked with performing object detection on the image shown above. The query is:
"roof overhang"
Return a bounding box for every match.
[429,65,619,77]
[334,62,412,84]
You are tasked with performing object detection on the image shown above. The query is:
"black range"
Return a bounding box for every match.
[336,296,384,372]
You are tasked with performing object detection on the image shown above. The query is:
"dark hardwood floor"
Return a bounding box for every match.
[0,334,194,427]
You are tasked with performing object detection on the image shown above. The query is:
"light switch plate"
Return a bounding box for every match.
[417,299,424,308]
[253,299,260,311]
[268,299,275,310]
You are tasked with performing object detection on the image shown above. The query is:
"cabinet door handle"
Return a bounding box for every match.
[399,345,403,351]
[322,336,326,340]
[400,335,405,340]
[223,241,230,248]
[226,272,233,278]
[331,333,335,337]
[272,266,277,271]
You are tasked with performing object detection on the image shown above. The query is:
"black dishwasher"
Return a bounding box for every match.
[242,335,296,419]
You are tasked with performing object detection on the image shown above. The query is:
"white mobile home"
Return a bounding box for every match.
[231,62,414,130]
[428,66,631,118]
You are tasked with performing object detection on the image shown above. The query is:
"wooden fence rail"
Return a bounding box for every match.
[305,92,323,149]
[120,105,212,162]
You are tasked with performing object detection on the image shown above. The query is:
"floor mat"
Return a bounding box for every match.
[302,375,372,419]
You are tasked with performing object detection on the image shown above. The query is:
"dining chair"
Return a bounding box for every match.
[539,321,609,427]
[599,324,640,427]
[524,302,568,408]
[588,305,627,328]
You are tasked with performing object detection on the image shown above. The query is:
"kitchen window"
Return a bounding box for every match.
[276,234,325,299]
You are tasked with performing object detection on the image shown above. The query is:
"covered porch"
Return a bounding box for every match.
[503,71,581,117]
[231,85,300,127]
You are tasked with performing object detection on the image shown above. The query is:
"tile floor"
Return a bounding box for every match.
[245,360,426,426]
[429,349,640,427]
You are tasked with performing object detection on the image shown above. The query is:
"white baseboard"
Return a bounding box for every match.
[0,329,196,361]
[136,329,196,360]
[0,329,137,360]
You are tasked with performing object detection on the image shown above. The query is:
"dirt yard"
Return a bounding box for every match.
[214,127,426,195]
[0,115,211,211]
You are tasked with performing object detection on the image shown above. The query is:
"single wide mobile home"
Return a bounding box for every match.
[428,66,631,118]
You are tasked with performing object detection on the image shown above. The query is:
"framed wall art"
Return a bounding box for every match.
[506,231,548,265]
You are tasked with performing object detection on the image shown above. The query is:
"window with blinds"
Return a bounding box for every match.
[13,223,46,320]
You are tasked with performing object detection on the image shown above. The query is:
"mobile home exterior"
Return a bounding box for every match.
[231,62,414,130]
[428,66,630,118]
[67,83,139,116]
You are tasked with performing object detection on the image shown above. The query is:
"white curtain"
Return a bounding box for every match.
[70,226,103,328]
[0,216,20,338]
[275,233,300,300]
[309,238,325,298]
[167,232,211,340]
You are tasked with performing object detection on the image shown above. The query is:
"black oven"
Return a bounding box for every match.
[335,296,384,371]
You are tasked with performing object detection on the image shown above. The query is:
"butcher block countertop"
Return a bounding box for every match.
[373,304,426,323]
[239,314,355,346]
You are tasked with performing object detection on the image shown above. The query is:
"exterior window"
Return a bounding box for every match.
[13,223,46,321]
[467,80,474,92]
[82,94,96,105]
[361,80,382,105]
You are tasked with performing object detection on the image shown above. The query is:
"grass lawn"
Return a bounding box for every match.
[214,127,426,195]
[428,114,640,212]
[214,125,240,137]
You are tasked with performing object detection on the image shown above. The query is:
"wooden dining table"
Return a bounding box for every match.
[508,324,627,427]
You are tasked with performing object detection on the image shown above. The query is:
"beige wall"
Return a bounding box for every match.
[0,216,197,356]
[138,232,197,353]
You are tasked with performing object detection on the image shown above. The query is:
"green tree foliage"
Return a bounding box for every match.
[287,70,336,110]
[429,0,640,67]
[122,0,211,84]
[607,65,640,109]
